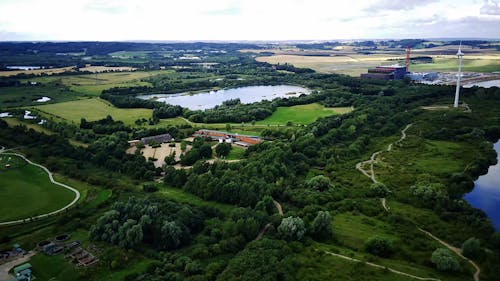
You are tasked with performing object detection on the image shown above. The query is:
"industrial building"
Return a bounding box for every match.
[360,66,408,80]
[193,130,262,147]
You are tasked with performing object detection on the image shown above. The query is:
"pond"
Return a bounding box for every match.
[464,140,500,231]
[138,85,311,110]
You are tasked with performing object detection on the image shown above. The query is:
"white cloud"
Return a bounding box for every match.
[0,0,498,40]
[480,0,500,15]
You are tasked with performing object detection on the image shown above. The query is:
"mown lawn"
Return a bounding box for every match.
[255,103,352,125]
[35,98,152,125]
[0,155,76,222]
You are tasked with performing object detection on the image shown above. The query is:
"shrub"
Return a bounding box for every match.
[462,237,481,259]
[278,216,306,241]
[431,248,460,272]
[364,237,394,257]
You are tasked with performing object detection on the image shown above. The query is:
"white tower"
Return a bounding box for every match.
[453,43,464,108]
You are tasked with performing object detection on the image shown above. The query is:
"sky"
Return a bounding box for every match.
[0,0,499,41]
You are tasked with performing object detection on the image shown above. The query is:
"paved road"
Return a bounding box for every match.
[0,152,81,227]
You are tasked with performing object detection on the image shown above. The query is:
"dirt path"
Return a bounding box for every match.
[0,251,36,281]
[255,198,284,241]
[418,228,480,281]
[272,199,283,216]
[355,124,413,211]
[0,152,81,227]
[353,124,481,281]
[324,250,441,281]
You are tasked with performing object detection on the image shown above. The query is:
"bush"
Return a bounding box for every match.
[278,216,306,241]
[364,237,394,257]
[305,175,334,192]
[431,248,460,272]
[462,237,481,259]
[143,183,158,193]
[369,182,391,197]
[311,211,332,240]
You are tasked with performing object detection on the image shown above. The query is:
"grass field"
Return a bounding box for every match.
[0,84,79,108]
[23,70,171,96]
[159,185,233,214]
[35,98,152,125]
[155,104,352,133]
[226,146,246,160]
[256,104,352,125]
[3,118,88,147]
[0,155,76,222]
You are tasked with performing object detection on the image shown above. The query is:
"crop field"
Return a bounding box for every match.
[256,54,404,76]
[35,98,152,125]
[0,66,76,77]
[256,104,353,125]
[0,155,75,222]
[410,56,500,73]
[78,65,137,73]
[256,48,500,75]
[24,70,171,96]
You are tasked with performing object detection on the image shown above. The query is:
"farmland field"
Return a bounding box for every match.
[35,98,152,125]
[0,155,75,222]
[256,54,404,76]
[256,50,500,75]
[23,70,171,96]
[255,103,353,125]
[0,66,76,77]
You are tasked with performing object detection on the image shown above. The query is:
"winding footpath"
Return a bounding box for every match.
[355,124,412,211]
[0,151,81,227]
[354,124,481,281]
[418,228,480,281]
[255,198,284,241]
[324,250,441,281]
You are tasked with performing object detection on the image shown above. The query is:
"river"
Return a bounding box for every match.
[464,140,500,231]
[138,85,311,110]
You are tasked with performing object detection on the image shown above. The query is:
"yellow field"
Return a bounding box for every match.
[0,66,76,77]
[256,54,403,76]
[35,98,152,125]
[78,66,137,73]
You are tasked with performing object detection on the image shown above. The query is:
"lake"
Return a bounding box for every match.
[6,66,42,70]
[138,85,311,110]
[464,140,500,231]
[464,79,500,88]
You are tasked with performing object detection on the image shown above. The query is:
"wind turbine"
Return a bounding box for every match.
[453,42,464,108]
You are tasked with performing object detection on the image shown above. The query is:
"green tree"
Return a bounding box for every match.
[311,211,332,240]
[199,144,213,159]
[462,237,481,259]
[161,221,182,250]
[369,182,391,197]
[305,175,333,192]
[215,142,232,157]
[278,216,305,241]
[364,237,394,257]
[431,248,460,272]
